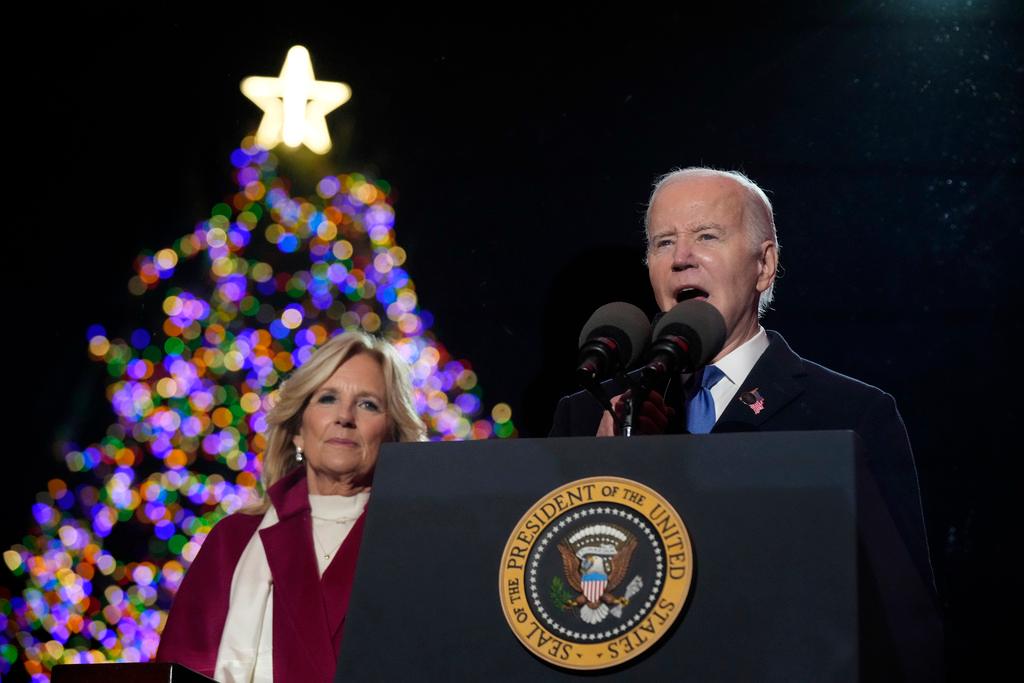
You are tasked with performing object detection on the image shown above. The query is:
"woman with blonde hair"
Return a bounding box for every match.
[158,331,425,683]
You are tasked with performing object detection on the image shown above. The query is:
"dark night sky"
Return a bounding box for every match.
[6,2,1021,679]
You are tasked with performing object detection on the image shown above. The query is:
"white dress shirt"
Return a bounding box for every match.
[707,327,769,422]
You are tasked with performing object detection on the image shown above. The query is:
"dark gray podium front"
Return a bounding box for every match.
[335,432,939,682]
[51,663,214,682]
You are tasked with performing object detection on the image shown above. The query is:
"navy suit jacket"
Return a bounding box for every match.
[550,331,934,590]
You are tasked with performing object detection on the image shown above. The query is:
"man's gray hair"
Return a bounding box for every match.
[644,167,780,317]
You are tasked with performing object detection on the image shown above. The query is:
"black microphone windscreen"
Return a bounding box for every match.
[651,300,727,368]
[579,302,651,368]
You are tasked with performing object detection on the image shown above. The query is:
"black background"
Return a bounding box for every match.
[6,2,1020,679]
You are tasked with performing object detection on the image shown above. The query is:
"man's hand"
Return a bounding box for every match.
[596,389,674,436]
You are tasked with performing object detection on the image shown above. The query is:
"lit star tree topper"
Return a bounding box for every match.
[241,45,352,154]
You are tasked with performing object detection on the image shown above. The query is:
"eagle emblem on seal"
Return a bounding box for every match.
[555,524,643,624]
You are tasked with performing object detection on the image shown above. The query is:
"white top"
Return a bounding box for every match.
[708,327,770,421]
[212,492,369,683]
[309,492,370,575]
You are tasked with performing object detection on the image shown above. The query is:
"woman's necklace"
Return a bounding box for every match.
[309,493,367,562]
[311,517,346,561]
[312,527,332,561]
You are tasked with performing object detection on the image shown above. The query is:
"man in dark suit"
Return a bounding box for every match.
[549,167,934,590]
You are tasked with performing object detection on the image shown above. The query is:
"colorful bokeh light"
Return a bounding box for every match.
[1,137,515,680]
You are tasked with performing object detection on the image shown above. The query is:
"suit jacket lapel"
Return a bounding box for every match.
[714,331,806,432]
[260,468,336,680]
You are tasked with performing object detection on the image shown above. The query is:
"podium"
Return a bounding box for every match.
[335,431,940,682]
[51,663,214,682]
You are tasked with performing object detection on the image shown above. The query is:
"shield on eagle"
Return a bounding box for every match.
[581,563,608,604]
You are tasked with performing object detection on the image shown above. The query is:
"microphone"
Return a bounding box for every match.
[635,300,726,381]
[576,302,651,385]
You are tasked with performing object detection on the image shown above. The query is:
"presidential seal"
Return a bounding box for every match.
[498,477,693,670]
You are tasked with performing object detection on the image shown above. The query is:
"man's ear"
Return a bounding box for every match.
[756,241,778,293]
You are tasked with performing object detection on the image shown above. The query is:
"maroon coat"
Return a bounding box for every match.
[156,467,366,682]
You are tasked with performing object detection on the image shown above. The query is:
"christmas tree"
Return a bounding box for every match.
[0,49,515,681]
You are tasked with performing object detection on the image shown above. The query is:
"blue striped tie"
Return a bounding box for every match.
[686,365,724,434]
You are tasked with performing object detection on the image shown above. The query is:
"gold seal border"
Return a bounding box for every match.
[498,476,693,670]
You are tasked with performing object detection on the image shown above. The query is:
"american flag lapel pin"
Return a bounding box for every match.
[739,388,765,415]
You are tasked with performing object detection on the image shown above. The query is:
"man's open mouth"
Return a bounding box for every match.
[675,287,708,302]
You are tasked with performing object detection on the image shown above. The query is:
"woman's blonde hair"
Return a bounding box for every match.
[248,330,426,513]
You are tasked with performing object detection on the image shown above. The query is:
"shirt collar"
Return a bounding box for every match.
[714,326,769,389]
